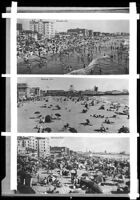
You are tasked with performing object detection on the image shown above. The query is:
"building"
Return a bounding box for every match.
[38,20,44,35]
[30,20,39,33]
[17,83,30,99]
[30,20,35,32]
[104,90,123,95]
[46,90,66,96]
[81,90,99,96]
[30,87,40,96]
[93,32,101,37]
[88,30,94,37]
[17,23,22,35]
[20,30,38,40]
[67,28,89,37]
[17,137,50,158]
[29,31,38,41]
[34,21,39,32]
[17,146,27,154]
[44,21,55,39]
[40,90,47,97]
[17,137,30,154]
[38,138,50,158]
[17,84,41,99]
[17,23,23,31]
[111,90,124,95]
[123,89,129,94]
[29,20,55,39]
[50,146,70,156]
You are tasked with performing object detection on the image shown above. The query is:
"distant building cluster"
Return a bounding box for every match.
[17,137,50,158]
[17,83,129,100]
[67,28,93,37]
[17,137,77,158]
[67,28,129,37]
[17,23,23,32]
[50,146,77,157]
[17,20,55,39]
[29,20,55,39]
[17,21,129,42]
[17,83,45,99]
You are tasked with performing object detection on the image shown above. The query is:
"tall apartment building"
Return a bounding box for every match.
[38,138,50,158]
[38,20,44,35]
[29,20,55,39]
[17,23,23,35]
[30,20,35,32]
[17,137,50,158]
[44,21,55,39]
[34,21,39,32]
[17,83,30,99]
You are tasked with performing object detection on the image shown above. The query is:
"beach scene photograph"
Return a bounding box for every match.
[17,19,129,74]
[17,137,130,194]
[17,78,129,133]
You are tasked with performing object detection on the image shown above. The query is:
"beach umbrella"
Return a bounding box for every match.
[44,127,52,133]
[68,127,77,133]
[80,179,103,193]
[36,115,42,118]
[81,173,90,177]
[34,111,40,114]
[55,113,61,117]
[45,115,52,123]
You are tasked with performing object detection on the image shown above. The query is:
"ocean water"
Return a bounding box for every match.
[100,95,129,106]
[93,154,129,160]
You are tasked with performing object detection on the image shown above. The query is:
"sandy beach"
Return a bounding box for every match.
[18,95,129,133]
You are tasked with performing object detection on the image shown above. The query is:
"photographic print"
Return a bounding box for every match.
[17,19,129,75]
[17,78,129,133]
[1,2,138,198]
[17,137,130,195]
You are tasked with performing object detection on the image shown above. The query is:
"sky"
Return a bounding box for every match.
[17,19,129,33]
[49,137,130,153]
[17,78,129,91]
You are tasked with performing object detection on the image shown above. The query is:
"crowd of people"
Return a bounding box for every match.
[17,151,130,194]
[17,33,129,74]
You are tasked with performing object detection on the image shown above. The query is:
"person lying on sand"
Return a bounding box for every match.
[100,124,106,132]
[118,126,129,133]
[62,123,77,133]
[94,124,109,132]
[104,117,114,124]
[109,115,117,118]
[80,119,92,126]
[82,109,88,113]
[90,114,104,118]
[98,105,105,110]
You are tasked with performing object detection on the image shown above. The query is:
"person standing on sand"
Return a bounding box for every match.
[100,124,106,132]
